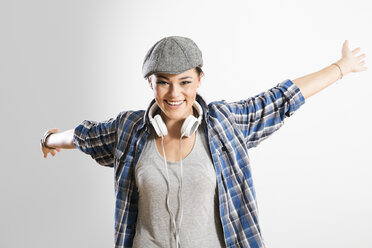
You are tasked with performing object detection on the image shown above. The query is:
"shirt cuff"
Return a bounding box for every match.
[277,79,306,117]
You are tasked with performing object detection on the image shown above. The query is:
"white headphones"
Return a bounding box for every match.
[148,101,203,137]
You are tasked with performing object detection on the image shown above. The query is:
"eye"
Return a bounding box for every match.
[181,81,191,85]
[156,81,168,85]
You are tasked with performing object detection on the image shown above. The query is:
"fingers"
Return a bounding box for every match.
[41,144,60,158]
[42,150,48,158]
[356,51,367,71]
[42,149,58,158]
[343,40,363,56]
[352,47,361,55]
[342,40,367,73]
[359,61,368,71]
[354,60,368,72]
[357,53,366,60]
[41,143,47,158]
[42,147,49,158]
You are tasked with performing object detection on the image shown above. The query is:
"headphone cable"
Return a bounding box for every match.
[161,136,183,248]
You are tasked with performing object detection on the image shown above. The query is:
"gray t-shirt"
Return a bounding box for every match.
[133,125,226,248]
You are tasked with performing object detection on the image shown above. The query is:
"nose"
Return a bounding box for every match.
[169,83,181,98]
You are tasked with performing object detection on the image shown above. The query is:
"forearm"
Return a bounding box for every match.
[46,129,76,149]
[292,58,346,99]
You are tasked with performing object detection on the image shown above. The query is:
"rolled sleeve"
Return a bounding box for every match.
[279,79,305,117]
[73,116,119,167]
[227,79,305,148]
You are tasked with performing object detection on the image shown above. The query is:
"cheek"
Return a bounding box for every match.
[185,85,198,96]
[153,86,166,98]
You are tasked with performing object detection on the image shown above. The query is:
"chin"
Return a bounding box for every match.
[165,112,187,121]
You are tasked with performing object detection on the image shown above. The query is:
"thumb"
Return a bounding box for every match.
[342,40,349,56]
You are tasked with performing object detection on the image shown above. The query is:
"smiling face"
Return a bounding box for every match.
[148,68,202,123]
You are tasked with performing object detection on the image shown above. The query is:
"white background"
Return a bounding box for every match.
[1,0,371,247]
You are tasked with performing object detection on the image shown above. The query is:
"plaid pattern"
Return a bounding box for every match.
[73,79,305,248]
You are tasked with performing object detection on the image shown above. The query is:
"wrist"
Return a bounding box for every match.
[41,131,56,150]
[335,58,351,76]
[45,133,55,148]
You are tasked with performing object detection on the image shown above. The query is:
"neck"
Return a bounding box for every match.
[163,118,185,139]
[159,108,197,139]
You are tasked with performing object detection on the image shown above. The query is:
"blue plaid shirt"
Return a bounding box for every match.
[73,79,305,248]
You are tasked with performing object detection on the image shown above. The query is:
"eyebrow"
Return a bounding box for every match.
[156,75,192,80]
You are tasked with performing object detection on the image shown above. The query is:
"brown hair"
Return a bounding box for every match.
[194,67,204,78]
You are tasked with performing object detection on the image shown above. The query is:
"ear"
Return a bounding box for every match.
[148,76,153,89]
[196,74,202,88]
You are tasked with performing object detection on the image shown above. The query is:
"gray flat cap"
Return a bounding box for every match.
[142,36,203,79]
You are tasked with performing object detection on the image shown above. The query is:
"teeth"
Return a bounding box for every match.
[167,101,183,106]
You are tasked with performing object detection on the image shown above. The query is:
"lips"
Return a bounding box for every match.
[165,100,185,106]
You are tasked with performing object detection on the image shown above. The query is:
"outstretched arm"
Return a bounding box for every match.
[293,40,367,99]
[41,113,121,166]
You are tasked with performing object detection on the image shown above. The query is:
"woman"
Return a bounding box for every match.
[40,36,366,248]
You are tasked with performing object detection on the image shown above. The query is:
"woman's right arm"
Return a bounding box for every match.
[41,128,76,158]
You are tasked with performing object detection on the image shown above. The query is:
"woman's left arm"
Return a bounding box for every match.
[293,40,367,99]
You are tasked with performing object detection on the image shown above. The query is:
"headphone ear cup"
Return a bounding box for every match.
[152,114,168,137]
[181,116,200,137]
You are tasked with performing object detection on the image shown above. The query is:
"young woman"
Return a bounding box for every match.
[40,36,366,248]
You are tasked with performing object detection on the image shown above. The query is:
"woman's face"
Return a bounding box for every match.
[148,68,202,123]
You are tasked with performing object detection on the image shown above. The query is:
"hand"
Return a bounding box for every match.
[41,128,61,158]
[338,40,367,75]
